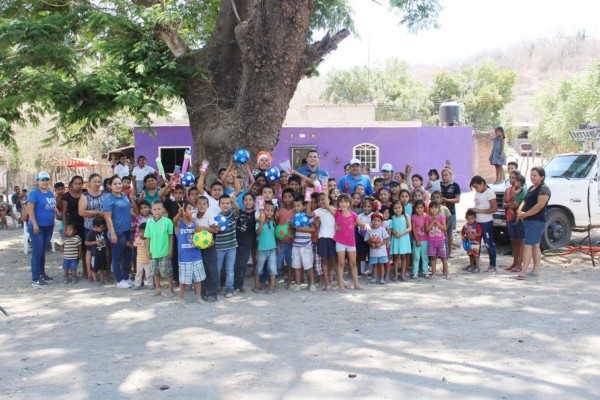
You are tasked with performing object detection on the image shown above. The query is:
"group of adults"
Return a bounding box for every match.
[24,148,550,286]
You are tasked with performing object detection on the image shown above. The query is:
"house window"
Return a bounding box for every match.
[353,143,379,172]
[158,146,191,176]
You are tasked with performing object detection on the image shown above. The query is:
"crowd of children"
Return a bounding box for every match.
[19,149,523,302]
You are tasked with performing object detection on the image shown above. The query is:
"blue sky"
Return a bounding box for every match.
[319,0,600,72]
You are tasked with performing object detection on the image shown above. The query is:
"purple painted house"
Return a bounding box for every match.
[134,125,473,189]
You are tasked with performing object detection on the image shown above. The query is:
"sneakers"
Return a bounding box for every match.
[126,278,134,286]
[133,285,142,290]
[146,284,155,290]
[64,276,70,284]
[308,284,317,292]
[225,290,234,298]
[32,279,49,287]
[116,280,131,288]
[291,284,301,292]
[42,274,54,282]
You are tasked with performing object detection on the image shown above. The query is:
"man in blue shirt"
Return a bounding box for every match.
[338,159,373,195]
[295,150,329,181]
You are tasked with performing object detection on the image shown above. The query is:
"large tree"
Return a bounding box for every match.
[429,63,516,130]
[0,0,440,170]
[323,58,433,122]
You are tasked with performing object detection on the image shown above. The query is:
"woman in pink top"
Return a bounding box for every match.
[323,189,370,291]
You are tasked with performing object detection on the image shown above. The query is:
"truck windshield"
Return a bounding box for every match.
[544,154,596,179]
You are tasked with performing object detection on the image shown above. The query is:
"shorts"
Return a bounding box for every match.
[428,240,447,258]
[523,219,546,246]
[317,238,337,259]
[467,244,480,257]
[447,214,456,233]
[507,220,525,240]
[292,244,313,270]
[62,259,78,270]
[178,260,206,285]
[91,256,107,272]
[152,256,173,277]
[370,256,389,265]
[336,243,356,253]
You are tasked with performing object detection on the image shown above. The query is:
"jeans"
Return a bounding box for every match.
[412,239,429,276]
[479,221,496,267]
[29,225,54,281]
[109,230,132,282]
[256,249,277,276]
[276,242,293,272]
[234,244,251,289]
[217,247,237,291]
[201,245,219,298]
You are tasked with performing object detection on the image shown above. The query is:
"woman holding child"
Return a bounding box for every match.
[516,167,551,280]
[79,174,109,281]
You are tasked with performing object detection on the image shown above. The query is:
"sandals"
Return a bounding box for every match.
[510,266,522,272]
[252,286,263,293]
[266,287,275,294]
[516,275,526,280]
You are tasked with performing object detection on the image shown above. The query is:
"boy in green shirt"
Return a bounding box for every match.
[144,200,174,297]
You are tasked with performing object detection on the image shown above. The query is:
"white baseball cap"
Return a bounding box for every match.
[350,158,361,165]
[381,163,394,172]
[37,171,51,180]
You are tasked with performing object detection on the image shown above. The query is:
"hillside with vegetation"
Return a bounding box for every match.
[290,33,600,154]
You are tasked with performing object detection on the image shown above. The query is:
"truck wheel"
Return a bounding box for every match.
[540,209,572,250]
[493,226,511,245]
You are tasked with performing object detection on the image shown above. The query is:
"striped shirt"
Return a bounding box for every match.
[293,217,314,248]
[134,237,151,264]
[215,212,237,250]
[63,236,81,260]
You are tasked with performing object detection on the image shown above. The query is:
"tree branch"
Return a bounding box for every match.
[154,25,189,59]
[307,29,351,64]
[131,0,161,7]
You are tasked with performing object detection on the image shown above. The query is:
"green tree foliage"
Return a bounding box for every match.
[532,64,600,153]
[323,59,433,122]
[0,0,440,159]
[429,63,516,130]
[323,61,515,127]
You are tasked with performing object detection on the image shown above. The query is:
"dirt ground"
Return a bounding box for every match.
[1,223,599,400]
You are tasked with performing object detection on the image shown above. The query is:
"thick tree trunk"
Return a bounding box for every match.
[156,0,349,173]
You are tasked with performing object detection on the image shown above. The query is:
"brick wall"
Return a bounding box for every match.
[472,131,496,182]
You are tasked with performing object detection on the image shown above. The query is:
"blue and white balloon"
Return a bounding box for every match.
[215,214,229,231]
[181,172,196,187]
[265,167,280,182]
[234,148,250,164]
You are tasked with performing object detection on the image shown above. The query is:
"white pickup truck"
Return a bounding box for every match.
[492,152,600,250]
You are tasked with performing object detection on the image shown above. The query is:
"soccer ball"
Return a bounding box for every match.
[265,167,280,182]
[234,148,250,164]
[181,172,195,187]
[193,230,213,249]
[293,212,310,228]
[214,214,229,231]
[275,223,292,240]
